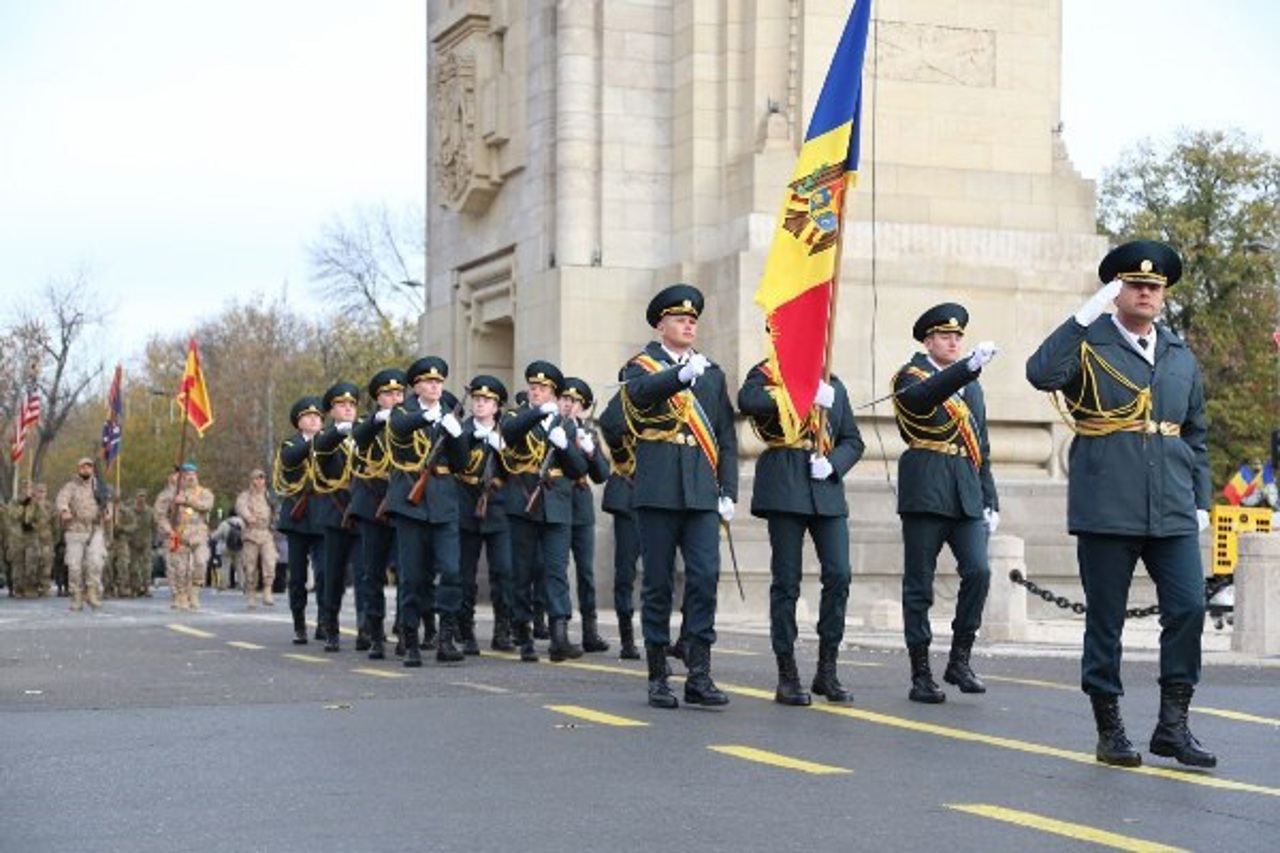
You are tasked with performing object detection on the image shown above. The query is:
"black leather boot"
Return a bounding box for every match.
[368,620,385,660]
[581,612,610,653]
[403,634,422,668]
[355,624,371,652]
[774,652,812,706]
[314,618,325,641]
[1149,683,1216,768]
[458,610,481,656]
[1091,693,1141,767]
[618,613,640,660]
[684,639,729,707]
[908,643,945,704]
[436,615,465,663]
[943,632,986,693]
[548,617,584,663]
[291,610,308,645]
[421,614,437,651]
[811,646,854,704]
[532,606,549,640]
[646,644,678,709]
[517,622,539,663]
[491,613,515,652]
[666,635,689,667]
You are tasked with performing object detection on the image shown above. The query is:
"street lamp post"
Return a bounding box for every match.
[398,279,428,315]
[1244,241,1279,468]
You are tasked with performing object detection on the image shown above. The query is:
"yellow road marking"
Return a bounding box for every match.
[545,704,649,727]
[351,667,407,679]
[983,674,1074,691]
[167,624,216,639]
[709,745,851,775]
[453,682,511,694]
[711,648,759,657]
[946,804,1186,852]
[283,653,331,664]
[226,641,264,650]
[1194,706,1280,727]
[308,621,357,637]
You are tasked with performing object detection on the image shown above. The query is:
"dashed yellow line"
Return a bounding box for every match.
[983,674,1074,691]
[545,704,649,727]
[351,667,407,679]
[711,648,759,657]
[283,653,331,664]
[946,804,1186,852]
[308,621,357,637]
[453,682,511,694]
[1194,706,1280,727]
[709,745,851,775]
[167,624,216,639]
[227,641,264,650]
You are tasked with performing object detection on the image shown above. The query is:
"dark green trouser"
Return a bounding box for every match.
[900,513,990,648]
[767,513,850,655]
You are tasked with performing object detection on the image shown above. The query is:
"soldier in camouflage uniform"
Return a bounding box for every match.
[108,494,137,598]
[129,490,155,597]
[56,459,110,611]
[10,483,55,598]
[155,463,214,610]
[235,470,277,610]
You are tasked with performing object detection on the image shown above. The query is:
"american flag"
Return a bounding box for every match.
[10,389,41,464]
[101,364,124,468]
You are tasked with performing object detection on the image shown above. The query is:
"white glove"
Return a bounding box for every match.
[539,401,559,415]
[441,413,462,438]
[1196,509,1210,532]
[302,432,314,443]
[374,409,391,423]
[578,431,596,456]
[809,453,834,481]
[486,431,503,451]
[548,425,568,450]
[335,421,353,434]
[813,380,835,409]
[984,507,1000,535]
[473,423,492,440]
[541,413,557,433]
[677,352,709,384]
[422,407,442,424]
[966,341,998,372]
[1074,280,1123,326]
[718,496,735,523]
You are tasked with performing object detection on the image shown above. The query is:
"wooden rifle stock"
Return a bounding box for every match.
[408,398,466,506]
[473,435,500,519]
[524,414,562,514]
[288,490,310,521]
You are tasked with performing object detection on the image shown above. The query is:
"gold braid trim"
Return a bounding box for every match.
[387,426,431,472]
[619,365,691,442]
[892,367,970,446]
[611,438,636,477]
[502,430,544,476]
[272,449,311,497]
[1050,341,1153,437]
[312,438,353,494]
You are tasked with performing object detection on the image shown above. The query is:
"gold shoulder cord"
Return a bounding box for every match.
[503,420,544,476]
[620,370,691,442]
[387,421,431,473]
[611,436,636,477]
[1050,341,1152,436]
[353,430,392,480]
[892,367,966,444]
[272,448,311,497]
[312,439,353,494]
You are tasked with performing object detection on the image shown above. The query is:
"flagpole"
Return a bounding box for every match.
[815,189,850,454]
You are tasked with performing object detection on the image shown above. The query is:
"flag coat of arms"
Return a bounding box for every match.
[752,0,872,442]
[176,339,214,436]
[101,364,124,468]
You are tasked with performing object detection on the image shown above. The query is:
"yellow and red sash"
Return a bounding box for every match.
[627,353,719,473]
[757,362,834,455]
[900,365,981,468]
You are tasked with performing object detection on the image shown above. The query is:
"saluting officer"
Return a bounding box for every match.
[559,377,612,654]
[348,368,406,660]
[738,357,864,706]
[598,381,642,660]
[312,381,362,652]
[455,375,515,654]
[274,396,327,645]
[1027,239,1215,768]
[620,283,738,709]
[500,361,590,663]
[891,304,998,704]
[385,356,468,667]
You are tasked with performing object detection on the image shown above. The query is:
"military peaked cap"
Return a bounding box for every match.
[646,283,704,328]
[407,356,449,384]
[525,360,564,393]
[560,376,594,408]
[1099,239,1183,287]
[322,381,360,411]
[912,302,969,342]
[468,374,509,406]
[289,395,324,428]
[368,368,408,401]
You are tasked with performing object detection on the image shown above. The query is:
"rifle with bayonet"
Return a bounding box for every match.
[524,413,567,514]
[473,428,503,519]
[407,393,467,506]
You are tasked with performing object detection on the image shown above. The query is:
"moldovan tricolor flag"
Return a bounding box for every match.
[1222,464,1256,506]
[176,338,214,436]
[752,0,872,442]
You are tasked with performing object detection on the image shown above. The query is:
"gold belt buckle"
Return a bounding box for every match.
[1144,419,1157,434]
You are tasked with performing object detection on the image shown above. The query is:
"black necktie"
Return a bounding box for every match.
[1137,337,1148,351]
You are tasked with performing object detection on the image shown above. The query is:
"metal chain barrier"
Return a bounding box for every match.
[1008,569,1161,619]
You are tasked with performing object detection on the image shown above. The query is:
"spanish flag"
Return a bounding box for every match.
[752,0,872,442]
[176,338,214,436]
[1222,464,1256,505]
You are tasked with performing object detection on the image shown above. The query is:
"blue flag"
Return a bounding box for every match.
[101,364,123,468]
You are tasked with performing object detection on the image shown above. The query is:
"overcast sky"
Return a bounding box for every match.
[1,0,1276,363]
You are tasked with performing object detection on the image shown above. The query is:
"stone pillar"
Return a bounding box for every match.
[554,0,599,267]
[983,534,1028,642]
[1232,532,1280,655]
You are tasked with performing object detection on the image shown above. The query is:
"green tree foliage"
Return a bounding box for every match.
[1098,129,1280,488]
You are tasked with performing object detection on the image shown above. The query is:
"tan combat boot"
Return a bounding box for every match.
[70,588,84,611]
[262,585,275,606]
[189,585,200,610]
[86,584,102,610]
[247,588,258,611]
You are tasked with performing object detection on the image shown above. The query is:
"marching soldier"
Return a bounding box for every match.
[107,491,137,598]
[129,489,155,597]
[8,483,53,598]
[348,368,405,660]
[385,356,468,667]
[891,304,999,704]
[235,471,277,610]
[1027,239,1216,768]
[500,361,591,663]
[619,283,738,709]
[55,458,111,611]
[28,483,54,597]
[738,358,865,706]
[312,381,363,652]
[274,397,327,643]
[455,375,515,654]
[598,384,642,660]
[154,463,213,611]
[559,377,611,653]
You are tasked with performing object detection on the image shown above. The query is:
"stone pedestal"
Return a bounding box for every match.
[984,534,1028,641]
[1232,533,1280,655]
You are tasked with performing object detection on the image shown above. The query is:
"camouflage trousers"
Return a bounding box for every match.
[64,529,106,595]
[105,542,131,597]
[240,538,278,594]
[167,540,209,609]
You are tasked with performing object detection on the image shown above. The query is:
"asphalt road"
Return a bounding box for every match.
[2,589,1278,853]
